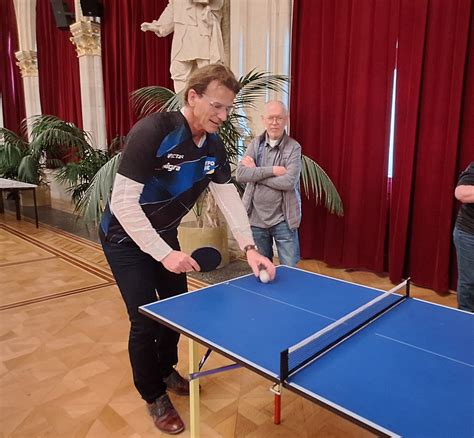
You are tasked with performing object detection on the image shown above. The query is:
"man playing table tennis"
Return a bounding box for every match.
[99,64,275,434]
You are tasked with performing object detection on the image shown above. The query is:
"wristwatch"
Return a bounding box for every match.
[243,244,258,254]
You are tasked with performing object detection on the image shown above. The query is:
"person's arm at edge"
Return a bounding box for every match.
[455,185,474,204]
[209,182,276,280]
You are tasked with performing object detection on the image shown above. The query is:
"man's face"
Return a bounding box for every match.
[187,80,235,134]
[262,102,288,140]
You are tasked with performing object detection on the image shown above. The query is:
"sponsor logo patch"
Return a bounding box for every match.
[163,163,181,172]
[167,153,184,159]
[204,157,217,174]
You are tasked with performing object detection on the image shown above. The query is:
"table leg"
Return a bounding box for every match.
[189,338,200,438]
[271,383,282,425]
[32,188,39,228]
[0,189,4,214]
[13,189,21,220]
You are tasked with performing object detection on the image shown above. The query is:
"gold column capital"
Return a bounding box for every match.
[15,50,38,77]
[70,21,101,57]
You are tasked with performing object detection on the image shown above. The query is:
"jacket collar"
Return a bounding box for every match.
[259,130,288,149]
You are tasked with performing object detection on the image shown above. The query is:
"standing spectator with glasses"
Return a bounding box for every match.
[236,101,302,267]
[99,64,275,434]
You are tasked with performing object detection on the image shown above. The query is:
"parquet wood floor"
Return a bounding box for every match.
[0,213,457,437]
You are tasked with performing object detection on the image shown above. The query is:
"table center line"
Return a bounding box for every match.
[375,333,474,367]
[228,283,338,321]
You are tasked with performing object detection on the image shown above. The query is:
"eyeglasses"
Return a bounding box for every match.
[265,116,286,124]
[201,94,234,115]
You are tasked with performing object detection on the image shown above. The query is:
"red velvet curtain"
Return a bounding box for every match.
[389,0,473,292]
[0,0,26,133]
[36,0,82,127]
[450,7,474,290]
[458,6,474,171]
[101,0,172,143]
[292,0,473,293]
[290,0,398,272]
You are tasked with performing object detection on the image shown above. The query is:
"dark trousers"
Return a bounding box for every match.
[100,230,187,403]
[453,226,474,312]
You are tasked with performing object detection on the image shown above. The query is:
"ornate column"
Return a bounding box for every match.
[70,12,107,150]
[13,0,42,137]
[229,0,292,134]
[221,0,230,64]
[225,0,292,258]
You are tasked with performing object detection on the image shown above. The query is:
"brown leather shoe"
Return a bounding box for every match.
[147,394,185,435]
[163,369,190,396]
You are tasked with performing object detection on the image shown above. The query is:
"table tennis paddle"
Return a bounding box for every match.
[191,246,222,272]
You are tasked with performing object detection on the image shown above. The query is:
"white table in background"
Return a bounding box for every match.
[0,178,39,228]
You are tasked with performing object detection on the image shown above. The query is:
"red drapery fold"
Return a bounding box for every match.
[36,0,82,127]
[290,0,398,272]
[101,0,172,143]
[291,0,472,293]
[0,0,26,133]
[457,6,474,170]
[450,7,474,290]
[389,0,472,292]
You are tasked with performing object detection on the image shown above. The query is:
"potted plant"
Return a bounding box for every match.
[54,136,123,210]
[0,116,72,206]
[0,115,122,210]
[0,127,31,181]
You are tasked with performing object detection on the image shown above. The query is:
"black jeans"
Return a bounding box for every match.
[100,229,187,403]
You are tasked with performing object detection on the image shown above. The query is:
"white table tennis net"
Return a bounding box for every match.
[280,279,409,380]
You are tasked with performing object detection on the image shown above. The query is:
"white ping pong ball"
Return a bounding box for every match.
[259,269,270,283]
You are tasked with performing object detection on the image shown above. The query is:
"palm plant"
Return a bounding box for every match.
[0,115,123,216]
[0,127,30,181]
[55,147,115,205]
[77,69,343,224]
[0,115,92,185]
[31,116,123,210]
[74,152,121,222]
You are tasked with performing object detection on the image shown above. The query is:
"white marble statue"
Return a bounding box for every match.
[141,0,225,92]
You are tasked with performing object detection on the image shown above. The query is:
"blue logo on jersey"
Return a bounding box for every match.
[204,157,217,174]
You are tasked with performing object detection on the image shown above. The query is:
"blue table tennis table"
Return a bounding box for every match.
[140,265,474,437]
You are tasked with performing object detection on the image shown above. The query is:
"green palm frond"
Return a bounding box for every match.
[18,154,42,184]
[29,115,92,158]
[301,155,343,216]
[29,114,87,138]
[236,70,289,110]
[75,153,122,222]
[0,128,29,178]
[131,87,183,118]
[218,114,249,164]
[55,149,112,204]
[109,135,126,154]
[0,127,28,151]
